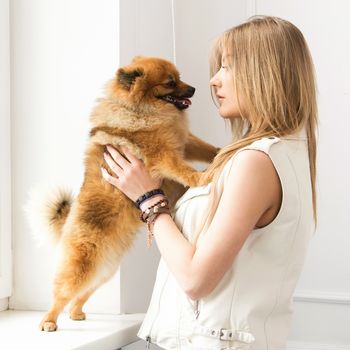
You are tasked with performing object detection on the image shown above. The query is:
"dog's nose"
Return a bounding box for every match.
[187,86,195,97]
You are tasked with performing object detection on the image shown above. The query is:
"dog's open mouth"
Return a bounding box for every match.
[161,95,192,110]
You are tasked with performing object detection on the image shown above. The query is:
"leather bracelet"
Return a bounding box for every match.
[145,207,171,248]
[139,198,170,247]
[135,188,165,209]
[140,198,169,223]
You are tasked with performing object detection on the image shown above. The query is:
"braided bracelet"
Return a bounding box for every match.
[135,188,165,209]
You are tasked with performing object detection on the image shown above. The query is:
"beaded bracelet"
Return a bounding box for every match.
[135,188,165,209]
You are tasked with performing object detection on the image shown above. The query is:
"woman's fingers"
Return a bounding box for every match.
[121,146,142,165]
[106,145,130,169]
[101,167,120,188]
[103,151,123,177]
[101,144,161,201]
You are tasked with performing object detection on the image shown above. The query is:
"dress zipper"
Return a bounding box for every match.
[145,335,151,349]
[145,270,170,348]
[194,299,200,319]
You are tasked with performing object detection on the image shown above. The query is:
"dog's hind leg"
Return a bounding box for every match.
[40,279,94,331]
[69,275,112,321]
[39,245,98,331]
[39,294,70,331]
[69,287,97,321]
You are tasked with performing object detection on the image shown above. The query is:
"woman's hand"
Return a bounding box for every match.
[101,145,161,202]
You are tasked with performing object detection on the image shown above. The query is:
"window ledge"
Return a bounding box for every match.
[0,310,144,349]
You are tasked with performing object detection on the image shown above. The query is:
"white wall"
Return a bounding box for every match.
[0,0,12,303]
[173,0,246,147]
[10,0,121,314]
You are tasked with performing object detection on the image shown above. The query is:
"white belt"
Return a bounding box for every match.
[193,325,255,344]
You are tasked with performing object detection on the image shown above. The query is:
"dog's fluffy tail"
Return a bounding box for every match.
[25,186,74,247]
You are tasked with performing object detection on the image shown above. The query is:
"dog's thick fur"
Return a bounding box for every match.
[34,56,218,331]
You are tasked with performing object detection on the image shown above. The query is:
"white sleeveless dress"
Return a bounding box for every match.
[138,129,314,350]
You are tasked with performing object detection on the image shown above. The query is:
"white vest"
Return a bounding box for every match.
[138,130,314,350]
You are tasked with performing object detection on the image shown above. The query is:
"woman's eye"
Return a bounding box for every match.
[166,81,176,88]
[221,65,227,70]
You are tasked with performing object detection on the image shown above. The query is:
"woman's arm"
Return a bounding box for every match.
[102,146,280,300]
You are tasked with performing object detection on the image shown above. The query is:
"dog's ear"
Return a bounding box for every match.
[132,56,144,63]
[116,67,144,89]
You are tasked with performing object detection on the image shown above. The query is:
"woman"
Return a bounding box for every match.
[102,16,318,350]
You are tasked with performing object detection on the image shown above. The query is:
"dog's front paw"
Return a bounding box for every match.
[185,172,204,187]
[197,171,213,187]
[206,147,221,163]
[39,320,57,332]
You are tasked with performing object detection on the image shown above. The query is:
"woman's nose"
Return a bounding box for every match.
[210,71,221,87]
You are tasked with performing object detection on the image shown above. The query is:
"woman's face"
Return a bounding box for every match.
[210,57,241,119]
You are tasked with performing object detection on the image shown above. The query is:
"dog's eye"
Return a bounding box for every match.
[165,81,176,88]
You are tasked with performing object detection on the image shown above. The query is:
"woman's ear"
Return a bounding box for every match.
[116,67,144,89]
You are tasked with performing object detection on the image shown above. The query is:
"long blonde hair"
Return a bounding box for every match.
[201,16,318,231]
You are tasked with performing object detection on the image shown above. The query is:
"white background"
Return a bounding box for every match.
[5,0,350,348]
[0,0,12,300]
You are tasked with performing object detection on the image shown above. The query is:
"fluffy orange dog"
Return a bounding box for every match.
[34,56,217,331]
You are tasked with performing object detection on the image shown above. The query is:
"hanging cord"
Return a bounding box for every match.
[171,0,176,64]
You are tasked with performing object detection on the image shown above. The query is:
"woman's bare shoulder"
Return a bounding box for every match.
[224,149,281,217]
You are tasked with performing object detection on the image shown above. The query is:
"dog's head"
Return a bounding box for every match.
[108,56,195,111]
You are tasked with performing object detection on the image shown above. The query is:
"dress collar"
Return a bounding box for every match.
[281,127,307,140]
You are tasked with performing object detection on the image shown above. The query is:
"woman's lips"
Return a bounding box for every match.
[216,95,224,103]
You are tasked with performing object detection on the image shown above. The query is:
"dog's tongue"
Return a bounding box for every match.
[176,97,191,106]
[163,95,192,107]
[181,98,192,106]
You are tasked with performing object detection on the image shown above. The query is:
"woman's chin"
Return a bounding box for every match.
[219,111,240,119]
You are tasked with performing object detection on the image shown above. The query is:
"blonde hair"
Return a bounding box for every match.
[201,16,318,234]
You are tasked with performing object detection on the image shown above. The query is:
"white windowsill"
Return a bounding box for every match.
[0,310,144,349]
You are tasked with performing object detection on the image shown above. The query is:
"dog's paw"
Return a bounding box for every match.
[183,172,204,187]
[70,311,86,321]
[210,147,221,160]
[197,171,213,187]
[39,320,57,332]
